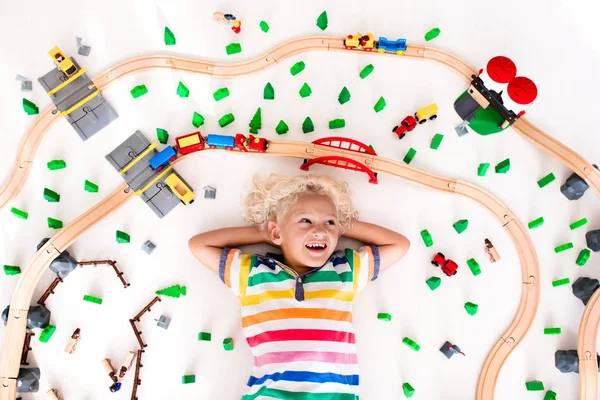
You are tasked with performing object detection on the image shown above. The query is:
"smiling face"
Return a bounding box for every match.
[268,193,341,274]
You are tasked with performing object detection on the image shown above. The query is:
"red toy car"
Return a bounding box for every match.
[392,115,417,139]
[431,252,458,276]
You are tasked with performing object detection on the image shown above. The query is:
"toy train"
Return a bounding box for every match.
[344,33,407,55]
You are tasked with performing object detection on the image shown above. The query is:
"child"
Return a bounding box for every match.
[189,174,410,399]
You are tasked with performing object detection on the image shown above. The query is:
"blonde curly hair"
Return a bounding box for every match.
[243,173,358,231]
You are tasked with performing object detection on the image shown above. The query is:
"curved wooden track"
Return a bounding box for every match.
[0,35,597,399]
[1,140,539,399]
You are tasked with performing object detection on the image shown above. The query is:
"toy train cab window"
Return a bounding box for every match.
[175,132,205,155]
[415,103,439,124]
[165,173,195,204]
[48,46,78,77]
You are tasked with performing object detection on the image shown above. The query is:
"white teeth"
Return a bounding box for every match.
[306,243,326,249]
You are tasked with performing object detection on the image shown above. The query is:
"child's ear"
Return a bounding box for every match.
[267,220,283,246]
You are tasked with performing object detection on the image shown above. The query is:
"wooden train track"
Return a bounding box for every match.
[1,35,598,399]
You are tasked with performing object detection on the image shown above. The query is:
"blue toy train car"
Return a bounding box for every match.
[149,145,177,171]
[377,37,406,55]
[206,134,236,150]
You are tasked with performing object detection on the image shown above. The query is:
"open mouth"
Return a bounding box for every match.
[305,243,327,253]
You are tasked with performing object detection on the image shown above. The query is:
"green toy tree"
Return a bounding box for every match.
[156,284,187,298]
[249,107,262,134]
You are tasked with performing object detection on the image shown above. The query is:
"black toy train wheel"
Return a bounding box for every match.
[398,133,405,139]
[419,119,427,125]
[429,115,437,121]
[431,261,439,267]
[392,126,398,133]
[437,252,445,258]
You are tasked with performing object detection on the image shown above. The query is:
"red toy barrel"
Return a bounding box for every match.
[504,76,538,116]
[479,56,517,93]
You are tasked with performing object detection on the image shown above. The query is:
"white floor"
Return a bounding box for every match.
[1,0,599,399]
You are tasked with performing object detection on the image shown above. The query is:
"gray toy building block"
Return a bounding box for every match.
[16,367,40,393]
[439,341,462,359]
[555,350,579,373]
[572,277,600,306]
[155,315,171,329]
[142,240,156,255]
[203,185,216,199]
[3,304,51,329]
[586,229,600,252]
[15,75,32,91]
[28,305,51,329]
[76,37,92,56]
[561,165,599,201]
[455,120,470,137]
[37,238,77,279]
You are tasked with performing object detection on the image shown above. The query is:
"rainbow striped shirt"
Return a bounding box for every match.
[219,246,380,399]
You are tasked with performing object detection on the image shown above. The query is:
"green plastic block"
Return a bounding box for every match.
[223,338,234,351]
[182,375,195,384]
[554,242,574,253]
[218,113,235,127]
[264,82,275,100]
[47,160,66,170]
[275,120,289,135]
[477,163,490,176]
[402,337,420,352]
[528,217,544,229]
[164,26,176,45]
[156,284,187,298]
[290,61,306,76]
[576,249,591,266]
[373,97,386,113]
[10,207,28,219]
[47,217,63,229]
[525,380,544,391]
[338,87,351,104]
[467,258,481,276]
[464,302,478,315]
[430,134,444,150]
[453,219,468,234]
[259,21,269,33]
[302,117,315,134]
[537,173,556,188]
[369,144,375,152]
[249,108,262,133]
[570,217,588,230]
[424,27,441,41]
[377,313,392,321]
[192,112,205,128]
[22,98,39,115]
[544,327,561,335]
[198,332,212,341]
[4,265,21,275]
[116,230,130,244]
[84,180,98,193]
[213,88,230,101]
[329,119,345,129]
[420,229,433,247]
[39,325,56,343]
[176,82,189,97]
[495,158,511,173]
[225,43,242,55]
[426,276,441,291]
[544,390,557,400]
[131,85,148,98]
[156,128,169,144]
[43,188,60,203]
[316,11,328,30]
[359,64,374,79]
[402,382,415,398]
[83,294,103,305]
[552,278,570,287]
[403,148,416,164]
[299,82,312,98]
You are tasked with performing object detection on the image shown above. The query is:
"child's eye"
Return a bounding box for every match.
[326,220,336,225]
[300,218,311,223]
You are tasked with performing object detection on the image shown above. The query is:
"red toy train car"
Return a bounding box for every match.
[175,132,205,155]
[431,252,458,276]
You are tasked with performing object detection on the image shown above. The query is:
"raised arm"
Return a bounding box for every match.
[188,226,268,273]
[342,220,410,272]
